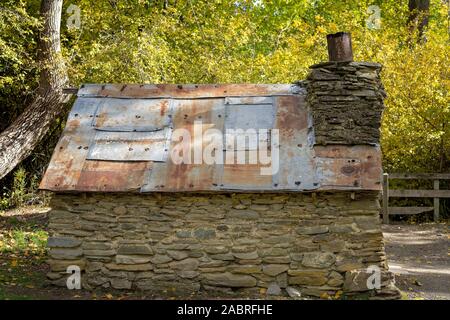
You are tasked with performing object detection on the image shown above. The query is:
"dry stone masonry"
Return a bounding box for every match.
[306,61,386,145]
[47,192,399,299]
[42,52,400,299]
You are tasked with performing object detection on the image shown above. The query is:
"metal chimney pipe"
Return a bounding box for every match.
[326,32,353,62]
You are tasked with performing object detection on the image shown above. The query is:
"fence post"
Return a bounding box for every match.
[433,179,440,222]
[382,173,389,224]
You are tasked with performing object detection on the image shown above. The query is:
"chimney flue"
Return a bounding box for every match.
[326,32,353,62]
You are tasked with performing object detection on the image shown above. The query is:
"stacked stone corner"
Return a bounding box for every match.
[306,61,386,146]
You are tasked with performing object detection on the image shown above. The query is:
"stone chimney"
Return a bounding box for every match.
[306,32,386,146]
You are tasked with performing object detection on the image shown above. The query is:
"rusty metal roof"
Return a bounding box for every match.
[39,84,382,193]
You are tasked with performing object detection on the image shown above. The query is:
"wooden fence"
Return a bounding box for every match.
[382,173,450,224]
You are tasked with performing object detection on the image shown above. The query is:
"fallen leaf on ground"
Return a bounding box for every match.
[320,292,330,299]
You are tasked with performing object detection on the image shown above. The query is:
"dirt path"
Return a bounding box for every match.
[383,223,449,300]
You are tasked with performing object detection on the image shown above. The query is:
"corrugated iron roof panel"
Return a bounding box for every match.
[40,84,382,193]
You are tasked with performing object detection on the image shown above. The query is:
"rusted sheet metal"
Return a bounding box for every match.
[141,99,224,192]
[87,129,171,162]
[40,84,382,193]
[142,162,220,192]
[317,158,362,187]
[64,97,99,131]
[224,97,274,152]
[39,135,89,191]
[314,145,382,190]
[220,164,273,190]
[93,98,172,131]
[220,97,276,190]
[224,131,269,151]
[273,95,318,190]
[225,103,276,131]
[78,84,300,99]
[218,151,273,190]
[76,161,151,191]
[224,96,273,105]
[39,97,99,191]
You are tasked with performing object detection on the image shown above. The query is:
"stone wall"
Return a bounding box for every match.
[46,192,400,299]
[306,61,386,145]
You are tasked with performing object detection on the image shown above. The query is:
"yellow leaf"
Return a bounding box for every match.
[320,292,330,299]
[105,293,113,300]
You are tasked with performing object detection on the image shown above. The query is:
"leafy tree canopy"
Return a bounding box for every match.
[1,0,449,176]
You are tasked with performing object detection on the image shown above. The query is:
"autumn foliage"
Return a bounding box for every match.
[0,0,449,207]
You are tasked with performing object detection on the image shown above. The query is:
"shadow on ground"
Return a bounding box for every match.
[383,223,449,300]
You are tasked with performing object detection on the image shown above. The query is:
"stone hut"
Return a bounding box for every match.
[40,38,400,299]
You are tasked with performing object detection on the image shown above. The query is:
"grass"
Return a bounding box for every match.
[0,206,50,300]
[0,206,118,300]
[0,257,45,300]
[0,229,48,254]
[0,214,48,256]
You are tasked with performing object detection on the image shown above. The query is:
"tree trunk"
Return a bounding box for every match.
[408,0,430,43]
[0,0,67,180]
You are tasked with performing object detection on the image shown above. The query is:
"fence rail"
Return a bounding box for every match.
[382,173,450,224]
